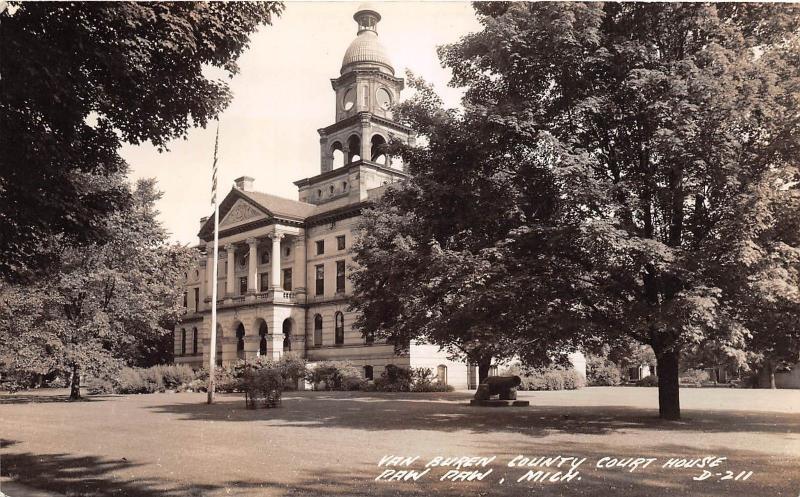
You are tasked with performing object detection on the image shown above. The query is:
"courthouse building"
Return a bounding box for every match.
[173,5,479,389]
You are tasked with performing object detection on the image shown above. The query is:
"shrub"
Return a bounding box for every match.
[501,365,585,391]
[183,378,207,392]
[636,375,658,387]
[342,375,367,391]
[586,356,622,386]
[248,355,307,388]
[409,368,455,392]
[680,368,710,386]
[153,364,195,389]
[85,377,114,395]
[374,364,412,392]
[308,361,362,391]
[242,368,283,408]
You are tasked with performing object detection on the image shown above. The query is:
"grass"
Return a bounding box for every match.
[1,387,798,497]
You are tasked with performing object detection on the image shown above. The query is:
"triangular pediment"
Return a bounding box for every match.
[220,198,267,228]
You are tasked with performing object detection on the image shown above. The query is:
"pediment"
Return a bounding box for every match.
[220,199,267,228]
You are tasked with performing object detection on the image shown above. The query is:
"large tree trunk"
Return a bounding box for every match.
[69,364,81,401]
[656,349,680,420]
[767,360,777,389]
[477,358,492,384]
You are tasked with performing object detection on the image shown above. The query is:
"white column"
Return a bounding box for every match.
[225,243,236,296]
[246,237,258,293]
[269,232,284,289]
[293,234,307,295]
[205,242,214,298]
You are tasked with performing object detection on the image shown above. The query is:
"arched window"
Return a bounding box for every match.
[364,365,374,381]
[331,142,344,169]
[347,135,361,163]
[436,365,447,385]
[282,319,292,352]
[334,312,344,345]
[192,327,198,355]
[215,324,223,366]
[180,329,186,356]
[371,134,388,165]
[258,321,268,356]
[235,323,245,360]
[314,314,323,347]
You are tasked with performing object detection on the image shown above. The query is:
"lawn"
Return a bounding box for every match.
[1,387,798,497]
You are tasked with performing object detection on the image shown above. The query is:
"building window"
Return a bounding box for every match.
[314,314,323,347]
[316,240,324,255]
[192,327,198,355]
[334,311,344,345]
[193,288,199,311]
[336,235,345,250]
[437,365,447,384]
[236,323,245,360]
[283,319,292,351]
[260,273,269,292]
[238,253,247,269]
[315,264,324,296]
[283,268,292,291]
[284,246,291,257]
[259,321,268,356]
[239,277,248,295]
[261,250,270,264]
[364,365,374,381]
[336,260,345,293]
[183,292,187,308]
[180,329,186,356]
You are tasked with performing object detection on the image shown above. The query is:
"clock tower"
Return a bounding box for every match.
[315,3,415,175]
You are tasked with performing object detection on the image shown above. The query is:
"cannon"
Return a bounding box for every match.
[470,375,529,407]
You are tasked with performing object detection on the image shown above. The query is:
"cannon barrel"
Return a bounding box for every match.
[473,375,522,401]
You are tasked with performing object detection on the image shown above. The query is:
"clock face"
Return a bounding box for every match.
[376,88,392,110]
[343,88,356,111]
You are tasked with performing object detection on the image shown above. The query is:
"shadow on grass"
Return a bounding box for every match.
[0,451,219,497]
[1,442,797,496]
[146,392,800,437]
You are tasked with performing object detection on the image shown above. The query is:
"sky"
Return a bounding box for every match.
[120,1,481,246]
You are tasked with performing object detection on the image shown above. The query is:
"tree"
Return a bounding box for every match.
[715,163,800,387]
[353,3,799,418]
[437,2,800,418]
[0,1,282,282]
[0,178,195,399]
[350,78,584,383]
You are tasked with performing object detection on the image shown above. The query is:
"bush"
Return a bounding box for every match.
[636,375,658,387]
[85,377,114,395]
[242,368,283,408]
[342,375,367,391]
[410,368,454,392]
[586,356,622,386]
[680,368,710,386]
[153,364,195,389]
[374,364,412,392]
[307,361,362,391]
[501,365,585,391]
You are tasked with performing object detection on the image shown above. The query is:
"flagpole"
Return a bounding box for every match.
[207,122,220,404]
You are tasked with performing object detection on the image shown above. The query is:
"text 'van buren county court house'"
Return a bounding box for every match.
[173,4,584,390]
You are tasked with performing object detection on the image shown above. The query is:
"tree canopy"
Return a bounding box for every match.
[0,1,283,282]
[350,3,800,418]
[0,178,195,399]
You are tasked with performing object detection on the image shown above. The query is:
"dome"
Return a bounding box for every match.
[341,31,394,75]
[340,4,394,75]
